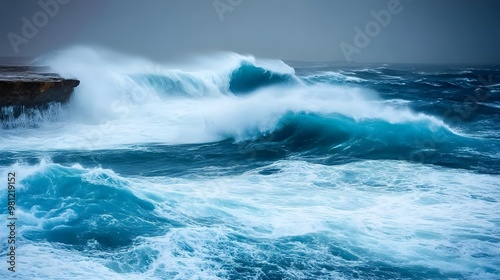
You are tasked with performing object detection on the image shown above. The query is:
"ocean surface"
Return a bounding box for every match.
[1,48,499,279]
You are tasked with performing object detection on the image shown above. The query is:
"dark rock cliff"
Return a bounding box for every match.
[0,66,80,108]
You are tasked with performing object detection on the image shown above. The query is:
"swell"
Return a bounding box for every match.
[233,112,500,174]
[3,162,178,250]
[2,159,499,278]
[2,109,497,176]
[228,62,297,93]
[0,47,497,173]
[130,61,297,97]
[0,48,298,127]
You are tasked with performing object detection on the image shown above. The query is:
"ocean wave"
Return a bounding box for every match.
[0,81,460,152]
[302,71,365,85]
[0,47,486,159]
[1,159,499,279]
[0,161,173,251]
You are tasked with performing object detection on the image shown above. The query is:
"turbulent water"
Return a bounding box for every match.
[1,47,499,279]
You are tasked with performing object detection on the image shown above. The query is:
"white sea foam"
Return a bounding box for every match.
[0,47,456,151]
[1,160,498,279]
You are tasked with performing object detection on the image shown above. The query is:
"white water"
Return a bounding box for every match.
[1,160,499,279]
[0,48,498,279]
[1,47,454,151]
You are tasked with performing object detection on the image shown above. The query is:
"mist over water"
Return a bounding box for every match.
[1,47,499,279]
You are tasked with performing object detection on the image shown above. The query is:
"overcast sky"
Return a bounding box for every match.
[1,0,500,64]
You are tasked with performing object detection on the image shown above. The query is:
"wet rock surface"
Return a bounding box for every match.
[0,66,80,107]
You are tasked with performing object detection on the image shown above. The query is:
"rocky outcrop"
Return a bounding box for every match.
[0,79,80,107]
[0,66,80,120]
[0,66,80,107]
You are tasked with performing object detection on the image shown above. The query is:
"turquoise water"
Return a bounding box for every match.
[1,48,499,279]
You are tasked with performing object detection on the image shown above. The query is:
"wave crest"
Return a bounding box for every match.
[0,47,461,151]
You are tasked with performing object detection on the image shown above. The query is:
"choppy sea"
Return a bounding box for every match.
[1,47,499,279]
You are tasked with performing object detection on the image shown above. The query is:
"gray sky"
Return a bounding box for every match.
[1,0,500,64]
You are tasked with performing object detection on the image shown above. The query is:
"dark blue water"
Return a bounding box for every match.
[1,48,499,279]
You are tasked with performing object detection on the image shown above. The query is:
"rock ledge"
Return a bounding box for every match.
[0,66,80,107]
